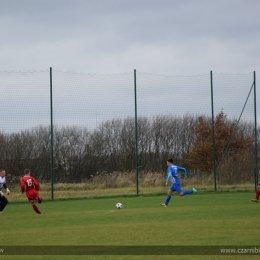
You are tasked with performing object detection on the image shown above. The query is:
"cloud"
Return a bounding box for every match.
[0,0,259,132]
[1,0,260,73]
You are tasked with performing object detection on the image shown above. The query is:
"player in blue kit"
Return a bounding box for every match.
[160,159,197,207]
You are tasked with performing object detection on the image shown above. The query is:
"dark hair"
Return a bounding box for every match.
[167,159,173,164]
[24,169,30,174]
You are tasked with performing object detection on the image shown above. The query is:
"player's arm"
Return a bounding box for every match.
[20,179,25,193]
[178,167,188,178]
[3,183,10,194]
[33,178,40,191]
[165,171,171,185]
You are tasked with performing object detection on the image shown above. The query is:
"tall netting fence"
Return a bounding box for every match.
[0,70,51,200]
[212,73,257,189]
[0,70,257,201]
[51,71,136,198]
[136,73,212,193]
[136,72,257,193]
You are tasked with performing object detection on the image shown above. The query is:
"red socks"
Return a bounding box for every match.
[256,190,260,200]
[32,204,41,214]
[31,198,43,214]
[37,197,43,204]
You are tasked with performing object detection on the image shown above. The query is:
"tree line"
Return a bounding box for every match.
[0,112,258,184]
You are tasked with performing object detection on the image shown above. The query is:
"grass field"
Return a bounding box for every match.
[1,192,260,260]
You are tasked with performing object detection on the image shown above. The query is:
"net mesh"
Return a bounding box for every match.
[0,70,256,199]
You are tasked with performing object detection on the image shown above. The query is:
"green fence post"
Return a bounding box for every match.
[210,71,217,191]
[50,67,54,200]
[254,71,259,190]
[134,69,139,196]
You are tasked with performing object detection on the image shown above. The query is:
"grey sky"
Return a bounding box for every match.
[0,0,259,131]
[1,0,259,74]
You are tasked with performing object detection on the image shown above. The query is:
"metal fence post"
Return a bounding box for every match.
[50,67,54,200]
[210,71,217,191]
[254,71,259,189]
[134,69,139,195]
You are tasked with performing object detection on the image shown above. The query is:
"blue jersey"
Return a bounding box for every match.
[166,164,187,185]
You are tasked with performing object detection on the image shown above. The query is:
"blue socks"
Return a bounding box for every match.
[165,195,171,205]
[165,189,194,205]
[183,189,194,195]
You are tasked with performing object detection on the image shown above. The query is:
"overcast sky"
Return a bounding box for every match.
[0,0,260,131]
[1,0,259,74]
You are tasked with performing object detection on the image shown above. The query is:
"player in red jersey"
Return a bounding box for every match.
[251,181,260,203]
[20,169,43,214]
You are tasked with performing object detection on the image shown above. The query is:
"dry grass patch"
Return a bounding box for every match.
[6,172,255,202]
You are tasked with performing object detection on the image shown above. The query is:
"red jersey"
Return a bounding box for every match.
[20,175,40,193]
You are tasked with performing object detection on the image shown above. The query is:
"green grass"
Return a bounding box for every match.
[1,192,260,260]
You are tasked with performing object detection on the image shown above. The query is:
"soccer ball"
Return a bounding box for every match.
[116,202,123,209]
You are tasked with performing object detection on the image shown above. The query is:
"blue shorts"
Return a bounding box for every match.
[169,182,182,194]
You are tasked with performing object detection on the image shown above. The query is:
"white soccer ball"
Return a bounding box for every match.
[116,202,123,209]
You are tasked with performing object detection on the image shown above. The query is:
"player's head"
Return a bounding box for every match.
[258,181,260,185]
[167,159,173,166]
[24,169,31,175]
[0,169,6,177]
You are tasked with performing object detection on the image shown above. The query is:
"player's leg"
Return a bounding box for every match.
[0,192,8,212]
[37,195,43,204]
[183,188,198,195]
[32,189,43,204]
[160,184,175,207]
[27,190,41,214]
[257,190,260,200]
[251,190,260,202]
[37,197,43,204]
[178,186,198,196]
[165,189,173,205]
[30,201,41,214]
